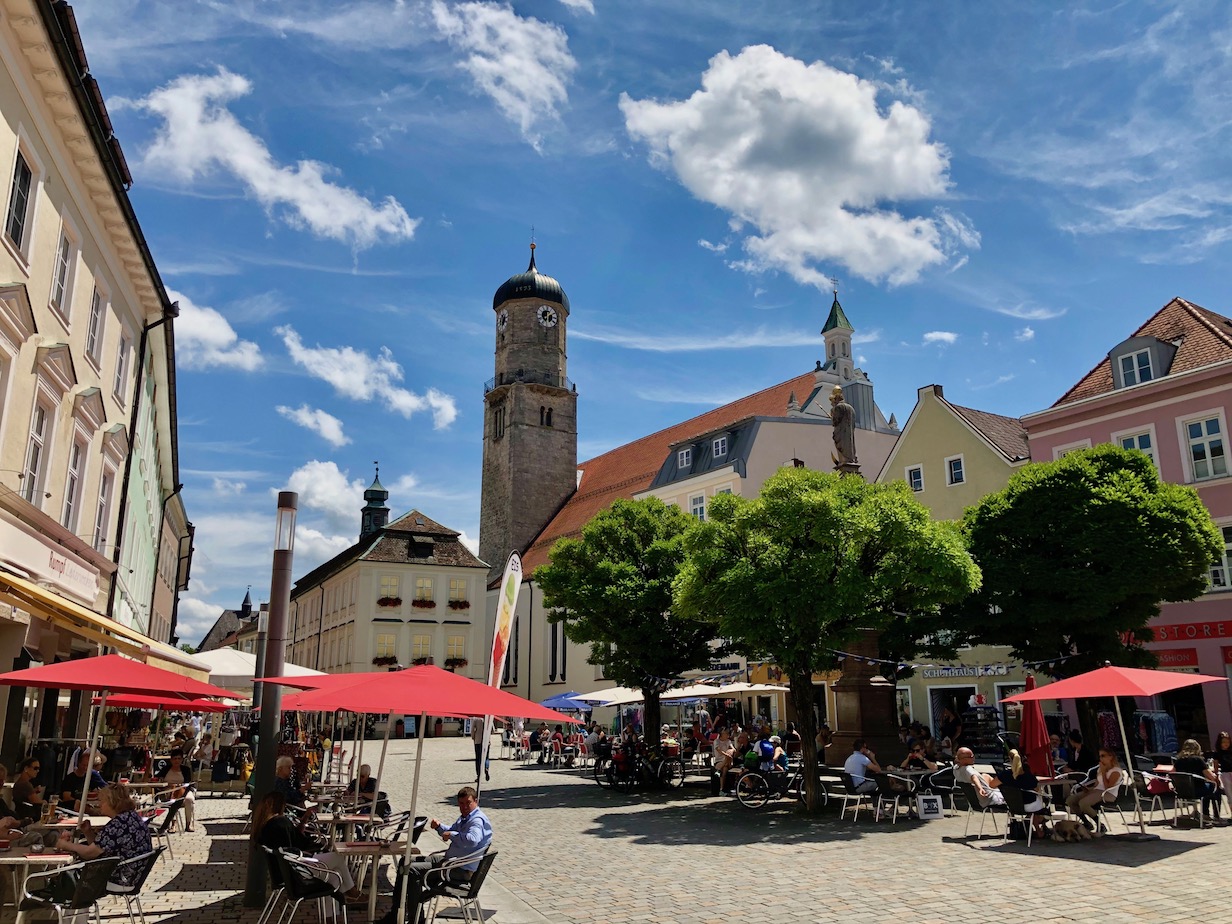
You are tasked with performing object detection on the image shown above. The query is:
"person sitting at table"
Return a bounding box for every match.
[12,757,45,822]
[158,748,197,832]
[581,723,603,762]
[273,756,312,811]
[1050,733,1067,767]
[1209,731,1232,820]
[954,747,1005,807]
[345,764,378,812]
[1066,747,1124,833]
[900,743,938,772]
[59,750,107,813]
[842,739,881,794]
[251,791,364,904]
[530,723,549,764]
[1065,730,1098,775]
[770,736,789,772]
[997,748,1048,832]
[917,728,939,761]
[939,707,963,751]
[55,783,152,885]
[815,723,833,765]
[1175,738,1220,821]
[378,786,492,924]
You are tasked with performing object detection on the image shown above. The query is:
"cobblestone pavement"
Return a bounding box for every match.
[2,736,1228,924]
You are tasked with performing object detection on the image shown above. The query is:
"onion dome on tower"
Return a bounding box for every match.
[360,463,390,540]
[492,243,570,311]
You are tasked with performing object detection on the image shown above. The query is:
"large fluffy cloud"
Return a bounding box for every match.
[285,460,366,533]
[276,326,457,428]
[431,1,577,149]
[132,69,419,248]
[621,45,975,286]
[169,288,263,371]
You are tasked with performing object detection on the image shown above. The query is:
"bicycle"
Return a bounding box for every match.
[736,763,830,810]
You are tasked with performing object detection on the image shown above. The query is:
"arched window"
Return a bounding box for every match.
[842,342,848,357]
[545,408,553,427]
[539,406,546,425]
[829,343,835,358]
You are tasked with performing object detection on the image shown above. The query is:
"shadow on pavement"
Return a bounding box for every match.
[943,834,1210,866]
[155,862,246,893]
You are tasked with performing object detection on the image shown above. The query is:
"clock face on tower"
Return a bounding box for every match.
[536,304,559,328]
[496,309,509,332]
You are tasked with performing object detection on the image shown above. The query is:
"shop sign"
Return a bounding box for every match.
[1222,647,1232,666]
[1155,648,1199,672]
[1153,620,1232,642]
[921,665,1011,679]
[0,519,99,604]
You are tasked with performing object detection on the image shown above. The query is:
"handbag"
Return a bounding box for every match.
[1007,819,1028,840]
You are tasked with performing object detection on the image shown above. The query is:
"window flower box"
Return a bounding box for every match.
[447,600,471,611]
[411,656,434,666]
[411,599,437,609]
[444,657,468,671]
[372,655,399,667]
[377,596,402,608]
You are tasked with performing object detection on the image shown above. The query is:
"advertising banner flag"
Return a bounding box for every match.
[478,552,522,795]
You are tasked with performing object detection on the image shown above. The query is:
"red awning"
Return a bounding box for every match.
[92,693,233,713]
[1001,664,1228,703]
[0,653,235,699]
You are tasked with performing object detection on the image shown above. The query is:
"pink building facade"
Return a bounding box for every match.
[1023,299,1232,746]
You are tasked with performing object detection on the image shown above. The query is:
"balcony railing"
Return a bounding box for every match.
[484,370,575,394]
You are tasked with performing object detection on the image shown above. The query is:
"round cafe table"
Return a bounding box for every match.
[1,848,74,923]
[335,841,420,921]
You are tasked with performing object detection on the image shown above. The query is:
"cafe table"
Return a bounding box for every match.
[320,812,376,847]
[0,848,75,921]
[335,840,419,921]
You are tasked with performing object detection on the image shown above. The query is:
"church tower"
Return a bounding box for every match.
[479,245,578,583]
[360,464,390,540]
[821,291,854,383]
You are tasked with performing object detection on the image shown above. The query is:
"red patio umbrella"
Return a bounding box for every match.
[1016,674,1052,782]
[91,693,233,713]
[1002,662,1229,835]
[0,653,235,816]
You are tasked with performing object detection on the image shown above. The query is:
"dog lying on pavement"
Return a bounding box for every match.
[1052,819,1095,842]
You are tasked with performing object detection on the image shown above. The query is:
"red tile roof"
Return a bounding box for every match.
[520,371,819,574]
[945,402,1029,462]
[1054,298,1232,406]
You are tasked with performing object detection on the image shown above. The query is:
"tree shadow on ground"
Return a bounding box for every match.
[155,862,246,893]
[943,833,1210,867]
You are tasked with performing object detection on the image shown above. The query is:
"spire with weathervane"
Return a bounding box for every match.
[821,288,854,383]
[360,462,390,540]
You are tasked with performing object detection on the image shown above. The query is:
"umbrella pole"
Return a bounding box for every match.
[353,713,365,813]
[374,709,393,813]
[398,711,427,924]
[1112,696,1146,835]
[81,689,108,820]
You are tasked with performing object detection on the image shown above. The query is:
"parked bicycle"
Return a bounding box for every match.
[594,741,686,792]
[735,763,829,810]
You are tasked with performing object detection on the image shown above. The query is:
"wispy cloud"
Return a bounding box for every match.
[634,386,751,406]
[277,405,351,447]
[168,289,263,371]
[128,69,419,248]
[922,330,958,345]
[1015,326,1035,342]
[970,373,1016,391]
[211,478,247,496]
[574,324,880,352]
[277,326,458,428]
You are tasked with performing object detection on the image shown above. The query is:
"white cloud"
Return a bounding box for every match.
[457,530,480,556]
[698,238,728,253]
[294,525,355,564]
[131,69,419,248]
[169,289,263,371]
[1015,326,1035,342]
[430,1,577,149]
[212,478,247,496]
[276,405,352,448]
[276,326,458,428]
[557,0,594,11]
[284,461,365,533]
[922,330,958,345]
[176,595,227,646]
[573,324,881,352]
[621,45,974,287]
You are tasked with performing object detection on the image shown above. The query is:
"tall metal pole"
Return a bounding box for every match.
[243,491,297,907]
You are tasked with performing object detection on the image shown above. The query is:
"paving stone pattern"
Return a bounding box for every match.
[3,736,1228,924]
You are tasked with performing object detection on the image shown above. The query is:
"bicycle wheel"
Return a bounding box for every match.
[659,758,686,789]
[796,776,829,809]
[614,769,639,794]
[593,759,612,788]
[737,772,770,809]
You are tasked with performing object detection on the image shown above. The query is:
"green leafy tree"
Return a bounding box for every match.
[536,498,718,747]
[674,467,980,810]
[179,643,197,654]
[954,444,1223,671]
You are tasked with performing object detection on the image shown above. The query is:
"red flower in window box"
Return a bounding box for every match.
[447,600,471,611]
[411,599,437,609]
[377,596,402,607]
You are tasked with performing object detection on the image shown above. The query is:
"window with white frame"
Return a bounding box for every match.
[49,225,77,320]
[1117,430,1155,467]
[1210,524,1232,592]
[713,436,728,457]
[677,448,692,468]
[113,333,131,402]
[447,635,465,660]
[1119,349,1153,387]
[412,634,432,661]
[61,438,86,529]
[4,149,34,251]
[85,287,105,365]
[715,486,733,495]
[945,454,965,486]
[1184,415,1227,481]
[22,401,52,506]
[690,494,706,521]
[93,467,114,553]
[448,577,466,602]
[906,465,924,492]
[375,633,397,659]
[414,576,434,601]
[1052,439,1092,459]
[379,575,399,600]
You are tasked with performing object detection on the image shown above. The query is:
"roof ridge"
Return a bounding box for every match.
[1176,297,1232,350]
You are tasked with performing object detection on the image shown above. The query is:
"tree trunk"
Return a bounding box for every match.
[644,690,661,748]
[789,669,823,812]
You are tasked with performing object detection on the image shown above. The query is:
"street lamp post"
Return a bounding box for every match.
[251,605,269,714]
[243,491,297,907]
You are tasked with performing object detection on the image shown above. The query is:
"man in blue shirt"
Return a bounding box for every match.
[380,787,492,924]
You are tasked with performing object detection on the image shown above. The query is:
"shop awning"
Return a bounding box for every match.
[0,568,209,680]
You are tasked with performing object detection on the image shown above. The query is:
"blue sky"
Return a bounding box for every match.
[73,1,1232,645]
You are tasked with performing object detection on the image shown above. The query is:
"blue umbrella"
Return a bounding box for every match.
[540,691,592,712]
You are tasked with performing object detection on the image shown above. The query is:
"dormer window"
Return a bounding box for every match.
[677,448,692,469]
[1119,349,1153,386]
[713,436,728,458]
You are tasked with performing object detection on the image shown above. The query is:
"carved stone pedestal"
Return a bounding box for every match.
[828,628,899,767]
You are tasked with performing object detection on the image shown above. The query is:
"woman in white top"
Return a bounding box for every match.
[713,729,738,792]
[1066,748,1123,833]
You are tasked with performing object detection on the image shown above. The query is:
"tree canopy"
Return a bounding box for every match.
[536,497,717,746]
[673,467,981,809]
[952,445,1223,671]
